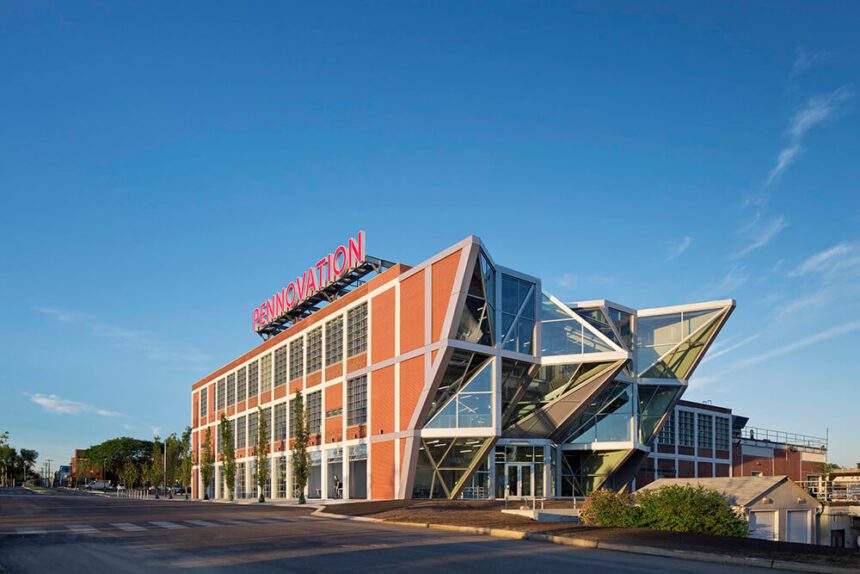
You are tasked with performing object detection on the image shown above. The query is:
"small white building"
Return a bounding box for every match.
[637,475,821,544]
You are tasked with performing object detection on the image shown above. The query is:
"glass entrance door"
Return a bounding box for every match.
[505,463,533,498]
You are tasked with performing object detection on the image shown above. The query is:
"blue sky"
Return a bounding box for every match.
[1,2,858,469]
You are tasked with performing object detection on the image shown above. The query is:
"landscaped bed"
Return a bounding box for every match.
[325,499,860,571]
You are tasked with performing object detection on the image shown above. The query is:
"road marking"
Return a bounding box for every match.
[111,522,147,532]
[66,524,98,534]
[150,521,188,530]
[16,527,46,535]
[185,519,220,527]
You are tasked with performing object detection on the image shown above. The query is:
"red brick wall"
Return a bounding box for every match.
[371,440,395,499]
[431,250,461,342]
[400,269,425,353]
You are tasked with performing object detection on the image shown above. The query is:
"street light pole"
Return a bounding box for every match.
[163,440,167,500]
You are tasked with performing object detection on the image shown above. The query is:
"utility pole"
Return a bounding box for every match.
[45,459,53,488]
[163,440,167,499]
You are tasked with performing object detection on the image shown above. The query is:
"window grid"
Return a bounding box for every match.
[262,407,272,443]
[306,391,322,434]
[347,376,368,426]
[347,303,368,357]
[247,360,259,398]
[698,413,714,449]
[307,329,322,373]
[248,411,258,448]
[217,378,226,411]
[325,317,344,366]
[237,367,247,403]
[715,417,730,450]
[274,346,288,388]
[288,398,297,438]
[274,402,287,442]
[236,416,247,449]
[678,410,695,447]
[289,339,304,381]
[658,412,675,445]
[199,388,208,418]
[260,353,272,393]
[226,373,236,407]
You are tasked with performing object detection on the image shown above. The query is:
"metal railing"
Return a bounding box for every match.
[798,479,860,503]
[735,426,827,450]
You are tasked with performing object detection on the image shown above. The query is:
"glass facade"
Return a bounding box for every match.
[635,308,724,378]
[541,295,614,356]
[678,410,695,447]
[501,275,535,354]
[412,437,492,499]
[658,412,675,445]
[565,382,633,443]
[456,252,495,346]
[638,385,683,444]
[274,402,287,442]
[425,361,492,429]
[424,350,491,426]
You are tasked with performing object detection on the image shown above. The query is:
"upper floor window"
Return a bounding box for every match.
[247,360,259,398]
[307,329,323,373]
[199,388,208,418]
[289,339,304,380]
[715,417,730,450]
[347,376,368,426]
[306,391,322,434]
[325,317,344,366]
[347,304,368,357]
[501,275,535,354]
[237,367,247,403]
[274,346,288,388]
[259,353,273,393]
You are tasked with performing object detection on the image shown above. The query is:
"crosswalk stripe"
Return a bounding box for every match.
[185,519,220,527]
[150,521,188,529]
[16,527,45,535]
[66,524,98,534]
[111,522,147,532]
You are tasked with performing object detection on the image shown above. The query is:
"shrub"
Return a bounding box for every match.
[636,484,748,537]
[579,488,641,527]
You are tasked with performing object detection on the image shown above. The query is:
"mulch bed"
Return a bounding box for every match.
[326,500,860,569]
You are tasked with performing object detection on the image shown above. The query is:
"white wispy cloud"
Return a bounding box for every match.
[36,307,88,322]
[705,265,749,297]
[791,47,830,78]
[30,393,123,417]
[735,215,788,258]
[666,236,693,261]
[732,321,860,369]
[36,307,211,368]
[702,334,761,363]
[789,242,855,277]
[766,87,853,186]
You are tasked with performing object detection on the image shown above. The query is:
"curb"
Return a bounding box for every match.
[313,508,860,574]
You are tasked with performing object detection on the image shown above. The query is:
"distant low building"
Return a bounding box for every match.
[637,475,820,544]
[636,400,828,488]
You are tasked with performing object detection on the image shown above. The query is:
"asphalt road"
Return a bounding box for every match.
[0,491,796,574]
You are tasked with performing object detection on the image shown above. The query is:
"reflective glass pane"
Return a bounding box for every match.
[583,327,614,353]
[457,393,492,427]
[502,276,519,314]
[637,313,683,346]
[542,294,573,321]
[518,318,534,354]
[541,319,582,355]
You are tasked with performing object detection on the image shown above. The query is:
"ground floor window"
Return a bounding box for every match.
[494,445,546,498]
[348,445,367,499]
[277,456,287,498]
[308,451,322,498]
[327,448,343,499]
[237,462,246,499]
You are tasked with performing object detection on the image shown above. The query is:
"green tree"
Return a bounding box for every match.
[291,390,310,504]
[18,449,38,482]
[219,414,236,501]
[636,484,748,537]
[83,437,154,483]
[164,433,182,499]
[151,437,164,498]
[200,427,213,500]
[255,407,270,503]
[0,432,12,487]
[180,427,193,500]
[118,460,139,491]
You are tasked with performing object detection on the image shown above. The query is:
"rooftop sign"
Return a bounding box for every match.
[253,231,367,334]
